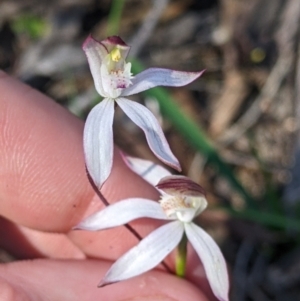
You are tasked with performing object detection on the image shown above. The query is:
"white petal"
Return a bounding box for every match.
[116,98,181,171]
[121,68,204,96]
[122,155,172,186]
[84,98,114,188]
[184,223,229,301]
[99,221,184,286]
[75,198,170,231]
[82,35,108,96]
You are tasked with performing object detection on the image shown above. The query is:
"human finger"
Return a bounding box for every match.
[0,70,158,232]
[0,259,209,301]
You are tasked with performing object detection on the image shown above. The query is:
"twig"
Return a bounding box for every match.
[129,0,169,57]
[283,3,300,208]
[218,56,291,146]
[218,0,300,147]
[232,240,255,301]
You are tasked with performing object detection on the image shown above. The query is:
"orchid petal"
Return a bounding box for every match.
[82,35,108,96]
[75,198,170,231]
[116,98,181,171]
[99,221,184,286]
[185,223,229,301]
[84,98,114,188]
[122,155,172,186]
[121,68,205,96]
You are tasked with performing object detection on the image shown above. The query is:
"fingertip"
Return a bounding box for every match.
[0,259,209,301]
[0,72,93,231]
[0,277,31,301]
[0,73,158,233]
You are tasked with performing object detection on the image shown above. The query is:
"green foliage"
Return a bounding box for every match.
[106,0,125,36]
[12,14,48,39]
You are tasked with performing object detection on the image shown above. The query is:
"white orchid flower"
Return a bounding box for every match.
[82,35,204,187]
[76,175,229,301]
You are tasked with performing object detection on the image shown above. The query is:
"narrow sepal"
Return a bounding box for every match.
[99,221,184,286]
[75,198,169,231]
[83,98,114,188]
[82,35,108,96]
[184,223,229,301]
[121,68,205,96]
[116,98,181,171]
[122,155,172,186]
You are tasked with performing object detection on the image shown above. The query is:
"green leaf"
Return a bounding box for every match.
[106,0,126,36]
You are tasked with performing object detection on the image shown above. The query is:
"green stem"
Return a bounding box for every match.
[226,207,300,232]
[175,233,188,277]
[107,0,125,36]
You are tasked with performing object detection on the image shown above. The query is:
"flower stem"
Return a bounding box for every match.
[85,167,173,273]
[107,0,125,36]
[175,233,188,277]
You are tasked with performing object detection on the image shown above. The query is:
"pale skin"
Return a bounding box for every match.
[0,70,218,301]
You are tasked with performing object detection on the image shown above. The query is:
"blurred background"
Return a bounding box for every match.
[1,0,300,300]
